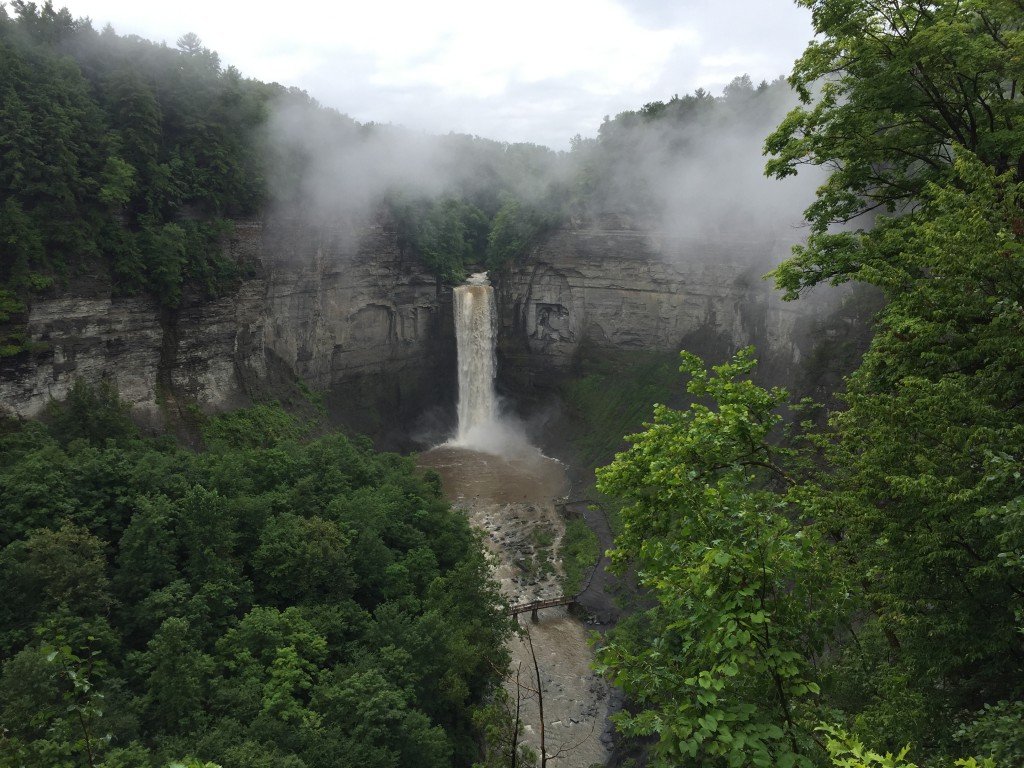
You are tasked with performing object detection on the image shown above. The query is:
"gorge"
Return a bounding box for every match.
[3,4,1021,767]
[0,214,853,449]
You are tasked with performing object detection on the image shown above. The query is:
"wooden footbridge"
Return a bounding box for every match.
[508,594,577,622]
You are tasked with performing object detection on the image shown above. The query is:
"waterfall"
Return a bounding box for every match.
[452,272,497,445]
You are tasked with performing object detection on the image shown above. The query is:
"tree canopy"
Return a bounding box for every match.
[0,1,272,303]
[0,389,510,767]
[765,0,1024,297]
[595,2,1024,766]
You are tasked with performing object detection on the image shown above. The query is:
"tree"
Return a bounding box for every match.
[134,617,213,734]
[0,522,113,644]
[251,513,354,604]
[45,378,137,446]
[594,350,834,768]
[799,153,1024,755]
[765,0,1024,298]
[485,199,556,270]
[760,1,1024,757]
[175,32,204,56]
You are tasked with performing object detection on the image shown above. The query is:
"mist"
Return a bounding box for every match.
[568,75,826,265]
[263,90,569,229]
[262,74,823,280]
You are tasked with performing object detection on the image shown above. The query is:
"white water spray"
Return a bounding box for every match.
[448,273,535,456]
[452,273,497,445]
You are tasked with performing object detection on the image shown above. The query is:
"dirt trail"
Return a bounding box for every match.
[419,445,612,768]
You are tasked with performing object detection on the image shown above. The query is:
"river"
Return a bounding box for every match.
[419,444,611,767]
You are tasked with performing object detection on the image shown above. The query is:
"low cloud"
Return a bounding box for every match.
[58,0,811,149]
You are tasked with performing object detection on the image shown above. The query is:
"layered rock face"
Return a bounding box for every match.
[0,216,855,446]
[0,217,455,446]
[495,221,839,393]
[257,219,455,442]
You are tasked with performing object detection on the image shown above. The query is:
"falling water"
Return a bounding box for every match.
[452,272,497,444]
[422,275,605,767]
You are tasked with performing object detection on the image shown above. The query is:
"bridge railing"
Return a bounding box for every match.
[508,594,576,622]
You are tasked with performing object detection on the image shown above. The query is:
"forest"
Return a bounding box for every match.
[1,0,1023,767]
[0,384,509,767]
[594,1,1024,766]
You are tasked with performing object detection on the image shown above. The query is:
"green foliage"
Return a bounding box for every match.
[559,517,599,596]
[954,701,1024,767]
[412,197,489,282]
[200,403,306,450]
[819,725,994,768]
[390,192,561,283]
[386,148,568,282]
[44,378,138,446]
[0,287,29,357]
[558,349,680,468]
[0,387,510,766]
[822,727,919,768]
[765,0,1024,298]
[595,349,832,768]
[484,198,560,270]
[797,152,1024,756]
[0,2,270,328]
[98,156,136,207]
[389,197,474,282]
[0,637,122,768]
[586,4,1024,761]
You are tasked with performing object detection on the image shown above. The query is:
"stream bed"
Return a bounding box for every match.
[418,445,612,767]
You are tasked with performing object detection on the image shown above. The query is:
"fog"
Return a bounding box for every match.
[570,75,826,260]
[263,90,569,226]
[264,74,824,275]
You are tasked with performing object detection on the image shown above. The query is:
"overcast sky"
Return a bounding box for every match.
[52,0,814,149]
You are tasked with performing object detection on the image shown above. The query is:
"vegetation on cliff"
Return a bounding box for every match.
[595,1,1024,766]
[389,191,564,283]
[0,2,270,313]
[0,386,510,767]
[0,1,571,358]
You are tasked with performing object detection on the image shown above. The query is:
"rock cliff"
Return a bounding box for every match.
[494,221,839,395]
[0,216,861,447]
[0,217,456,447]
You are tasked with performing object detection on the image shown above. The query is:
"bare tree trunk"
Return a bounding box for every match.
[525,627,546,767]
[511,662,522,768]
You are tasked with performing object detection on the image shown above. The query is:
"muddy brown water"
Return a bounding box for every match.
[419,445,611,767]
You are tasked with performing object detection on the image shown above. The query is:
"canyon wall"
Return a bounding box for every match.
[495,220,841,395]
[0,217,456,447]
[0,215,861,446]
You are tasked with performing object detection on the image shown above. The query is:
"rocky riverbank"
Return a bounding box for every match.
[418,445,612,767]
